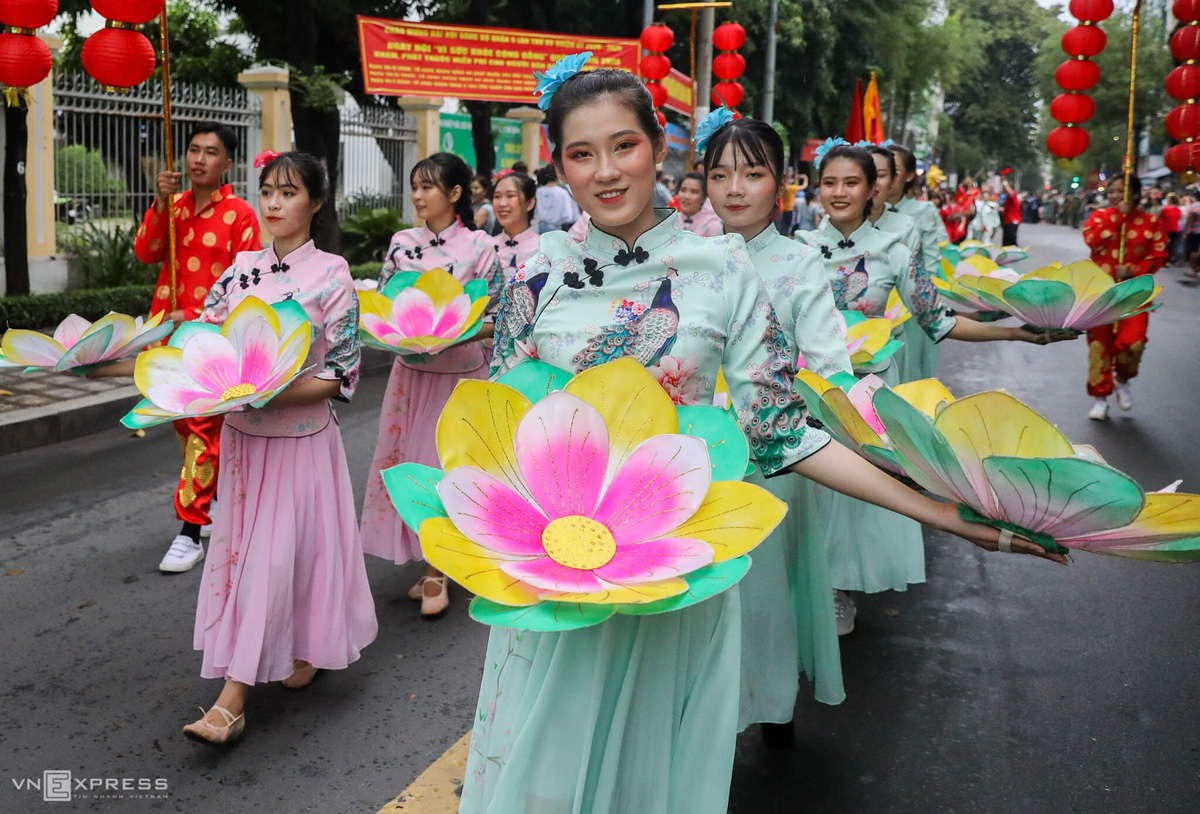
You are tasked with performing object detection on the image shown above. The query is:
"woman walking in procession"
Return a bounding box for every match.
[460,55,1063,814]
[360,153,504,617]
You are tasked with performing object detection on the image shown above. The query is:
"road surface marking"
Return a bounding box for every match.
[378,731,471,813]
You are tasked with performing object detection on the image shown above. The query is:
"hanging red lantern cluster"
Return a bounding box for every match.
[1048,0,1112,159]
[0,0,58,104]
[710,22,745,110]
[82,0,163,93]
[640,23,673,129]
[1166,1,1200,180]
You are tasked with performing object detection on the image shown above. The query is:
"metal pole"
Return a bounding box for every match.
[1119,0,1142,265]
[694,6,715,124]
[160,4,177,312]
[643,0,655,29]
[689,9,697,168]
[762,0,778,123]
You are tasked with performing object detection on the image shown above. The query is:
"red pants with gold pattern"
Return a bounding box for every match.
[1086,312,1149,398]
[173,415,223,525]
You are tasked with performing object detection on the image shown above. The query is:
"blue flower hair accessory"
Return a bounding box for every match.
[693,106,737,153]
[814,137,848,167]
[853,138,897,150]
[534,51,593,111]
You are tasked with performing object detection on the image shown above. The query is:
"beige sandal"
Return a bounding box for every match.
[420,575,449,618]
[281,659,319,690]
[183,704,245,745]
[408,576,430,601]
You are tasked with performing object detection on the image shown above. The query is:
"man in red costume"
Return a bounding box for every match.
[134,122,261,572]
[1081,174,1167,421]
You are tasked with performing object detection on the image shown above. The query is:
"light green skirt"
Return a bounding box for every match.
[894,319,942,383]
[738,470,844,731]
[459,592,742,814]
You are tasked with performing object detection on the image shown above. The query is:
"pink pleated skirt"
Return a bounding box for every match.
[360,358,488,564]
[194,419,378,685]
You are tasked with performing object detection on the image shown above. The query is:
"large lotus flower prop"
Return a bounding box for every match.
[358,268,489,356]
[884,288,912,332]
[957,260,1160,332]
[872,385,1200,561]
[382,357,787,631]
[121,297,312,429]
[839,310,903,374]
[0,312,174,374]
[944,242,1029,267]
[933,255,1016,321]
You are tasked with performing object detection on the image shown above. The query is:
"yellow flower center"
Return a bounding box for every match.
[220,383,258,401]
[541,515,616,570]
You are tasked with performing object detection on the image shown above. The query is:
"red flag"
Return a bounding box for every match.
[845,78,865,143]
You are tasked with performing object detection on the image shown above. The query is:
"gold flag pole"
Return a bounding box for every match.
[1119,0,1143,265]
[159,3,177,312]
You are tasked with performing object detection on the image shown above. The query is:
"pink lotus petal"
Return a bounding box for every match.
[259,326,312,391]
[146,384,217,414]
[592,434,711,545]
[848,375,887,436]
[361,314,402,342]
[391,288,436,338]
[181,332,240,395]
[514,392,610,520]
[430,293,472,338]
[438,466,550,556]
[592,536,713,585]
[53,315,93,349]
[499,556,605,594]
[233,317,281,388]
[846,335,868,355]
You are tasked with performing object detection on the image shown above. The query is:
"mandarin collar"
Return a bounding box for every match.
[744,225,781,257]
[582,208,680,260]
[268,239,317,268]
[422,216,465,243]
[817,217,875,246]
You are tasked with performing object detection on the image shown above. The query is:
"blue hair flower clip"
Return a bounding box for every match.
[853,139,874,149]
[693,106,736,153]
[880,138,895,148]
[814,137,848,167]
[534,51,593,111]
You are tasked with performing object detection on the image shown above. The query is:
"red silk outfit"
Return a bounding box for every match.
[134,185,261,525]
[1081,206,1167,398]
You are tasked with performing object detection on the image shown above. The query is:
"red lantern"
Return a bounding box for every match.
[1167,64,1200,102]
[1171,25,1200,63]
[1050,93,1095,125]
[1056,59,1101,91]
[712,22,746,52]
[1062,25,1107,58]
[1175,0,1200,24]
[646,81,668,108]
[1046,126,1090,159]
[1167,104,1200,141]
[1166,142,1200,173]
[640,54,670,81]
[656,110,667,128]
[0,0,58,30]
[711,81,744,109]
[89,0,164,25]
[640,23,674,54]
[82,26,156,90]
[1068,0,1113,22]
[0,32,52,88]
[712,53,746,81]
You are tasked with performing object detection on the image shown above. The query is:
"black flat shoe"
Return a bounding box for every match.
[759,720,795,749]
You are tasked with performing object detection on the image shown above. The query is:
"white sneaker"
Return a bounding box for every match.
[159,535,205,573]
[200,500,217,538]
[1114,382,1133,411]
[1087,399,1109,421]
[833,589,856,636]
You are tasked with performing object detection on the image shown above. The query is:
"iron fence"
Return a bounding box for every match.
[52,72,262,227]
[337,100,416,222]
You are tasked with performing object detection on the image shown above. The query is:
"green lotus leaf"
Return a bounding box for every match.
[381,462,449,534]
[495,359,571,403]
[677,405,749,482]
[469,597,617,631]
[380,271,421,298]
[616,557,752,616]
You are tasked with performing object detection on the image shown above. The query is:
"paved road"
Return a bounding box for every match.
[2,222,1198,812]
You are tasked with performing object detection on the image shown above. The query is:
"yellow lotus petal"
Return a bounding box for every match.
[960,275,1011,299]
[463,294,490,328]
[86,312,136,344]
[962,255,1002,278]
[1029,259,1110,295]
[550,578,690,605]
[274,324,312,381]
[885,288,912,327]
[414,268,466,309]
[845,318,892,358]
[670,480,787,563]
[222,296,280,338]
[435,379,533,495]
[134,345,186,395]
[1,329,66,366]
[143,310,165,330]
[892,378,956,418]
[935,391,1075,515]
[357,290,394,320]
[419,517,542,606]
[563,357,678,473]
[796,368,836,396]
[823,386,886,447]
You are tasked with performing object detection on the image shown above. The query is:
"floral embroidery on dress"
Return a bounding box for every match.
[647,354,703,405]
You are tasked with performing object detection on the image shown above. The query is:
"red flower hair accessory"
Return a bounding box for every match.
[254,150,280,169]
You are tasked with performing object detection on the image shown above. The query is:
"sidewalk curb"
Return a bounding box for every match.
[0,349,397,458]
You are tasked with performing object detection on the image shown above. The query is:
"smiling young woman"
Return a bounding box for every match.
[489,170,540,275]
[459,58,1061,814]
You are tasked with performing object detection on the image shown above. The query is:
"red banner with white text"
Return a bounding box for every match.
[357,17,640,103]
